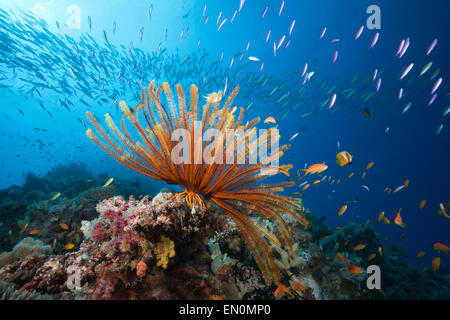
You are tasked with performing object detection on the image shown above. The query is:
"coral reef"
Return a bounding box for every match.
[0,168,448,300]
[0,163,142,254]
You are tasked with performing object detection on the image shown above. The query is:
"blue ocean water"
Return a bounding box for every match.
[0,0,449,279]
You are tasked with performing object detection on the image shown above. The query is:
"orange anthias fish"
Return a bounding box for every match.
[348,172,355,178]
[29,229,41,235]
[403,179,410,188]
[368,253,376,261]
[334,252,348,265]
[59,223,69,230]
[377,211,385,222]
[274,284,291,297]
[337,204,348,216]
[301,163,328,175]
[416,251,426,258]
[433,242,450,254]
[211,294,224,300]
[353,244,366,251]
[347,265,364,275]
[366,161,374,170]
[394,209,406,228]
[432,257,440,273]
[419,200,427,210]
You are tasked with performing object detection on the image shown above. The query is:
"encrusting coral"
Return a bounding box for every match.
[85,80,309,285]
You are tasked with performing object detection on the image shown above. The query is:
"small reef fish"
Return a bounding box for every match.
[347,265,364,275]
[394,209,406,228]
[103,178,114,187]
[419,200,427,210]
[432,257,440,273]
[50,192,61,201]
[334,252,348,265]
[378,211,385,222]
[369,32,379,48]
[274,284,290,297]
[433,242,450,254]
[368,253,376,261]
[393,185,404,194]
[65,243,75,250]
[353,244,366,251]
[301,164,328,175]
[337,205,348,216]
[59,223,69,230]
[355,25,364,40]
[426,39,437,55]
[416,251,426,258]
[348,172,355,178]
[419,62,433,76]
[403,179,410,188]
[366,162,374,170]
[319,27,326,39]
[29,229,41,235]
[400,63,414,80]
[248,56,260,62]
[289,133,299,142]
[336,151,353,166]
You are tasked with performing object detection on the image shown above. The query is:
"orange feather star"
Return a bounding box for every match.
[85,80,308,285]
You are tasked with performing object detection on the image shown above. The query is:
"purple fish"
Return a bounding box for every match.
[332,50,338,64]
[431,77,442,94]
[277,35,285,50]
[319,27,326,39]
[202,4,206,16]
[329,93,337,109]
[395,39,405,56]
[266,30,271,43]
[426,39,437,56]
[285,40,291,49]
[301,63,308,77]
[376,78,382,92]
[400,63,414,80]
[373,68,378,81]
[279,0,284,16]
[231,10,237,23]
[398,88,403,100]
[355,25,364,40]
[428,93,437,106]
[399,37,410,58]
[262,5,268,18]
[369,32,379,48]
[289,19,295,36]
[239,0,245,12]
[217,18,227,32]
